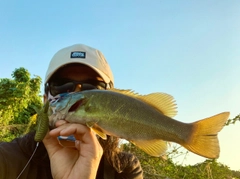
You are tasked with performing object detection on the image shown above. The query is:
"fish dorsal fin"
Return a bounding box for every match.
[109,89,177,117]
[131,139,168,157]
[140,93,177,117]
[109,89,136,96]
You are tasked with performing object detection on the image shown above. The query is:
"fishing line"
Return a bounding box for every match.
[16,142,39,179]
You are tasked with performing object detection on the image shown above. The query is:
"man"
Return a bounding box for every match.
[0,44,143,179]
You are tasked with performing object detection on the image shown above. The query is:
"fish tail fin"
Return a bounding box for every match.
[183,112,229,159]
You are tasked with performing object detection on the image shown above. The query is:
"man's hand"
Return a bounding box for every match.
[43,120,103,179]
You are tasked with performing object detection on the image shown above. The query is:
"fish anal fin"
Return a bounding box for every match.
[183,112,230,159]
[131,139,168,157]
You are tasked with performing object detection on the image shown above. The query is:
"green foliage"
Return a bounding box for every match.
[0,67,43,141]
[225,114,240,126]
[123,143,240,179]
[121,114,240,179]
[1,68,240,178]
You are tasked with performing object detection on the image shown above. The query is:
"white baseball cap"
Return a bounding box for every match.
[44,44,114,86]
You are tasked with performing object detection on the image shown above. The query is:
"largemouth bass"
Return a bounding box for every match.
[48,89,229,159]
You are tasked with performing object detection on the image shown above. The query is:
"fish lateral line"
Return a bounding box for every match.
[48,90,230,159]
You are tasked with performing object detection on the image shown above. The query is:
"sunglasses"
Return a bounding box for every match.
[45,80,107,96]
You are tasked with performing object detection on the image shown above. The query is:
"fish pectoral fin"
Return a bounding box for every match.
[91,125,107,140]
[131,139,168,157]
[86,122,106,139]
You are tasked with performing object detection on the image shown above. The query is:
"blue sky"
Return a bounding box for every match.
[1,1,240,170]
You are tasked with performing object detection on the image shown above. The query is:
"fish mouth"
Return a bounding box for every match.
[68,99,83,112]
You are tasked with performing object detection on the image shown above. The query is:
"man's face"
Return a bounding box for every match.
[44,65,104,102]
[56,65,103,82]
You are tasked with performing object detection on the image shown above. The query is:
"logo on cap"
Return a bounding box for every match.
[71,51,86,58]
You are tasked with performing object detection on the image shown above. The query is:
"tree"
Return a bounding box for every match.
[121,114,240,178]
[123,142,240,179]
[0,67,42,141]
[1,68,239,178]
[225,114,240,126]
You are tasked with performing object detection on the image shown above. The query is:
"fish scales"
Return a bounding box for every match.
[76,90,190,143]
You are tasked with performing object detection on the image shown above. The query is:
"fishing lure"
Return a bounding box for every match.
[16,102,50,179]
[34,101,49,142]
